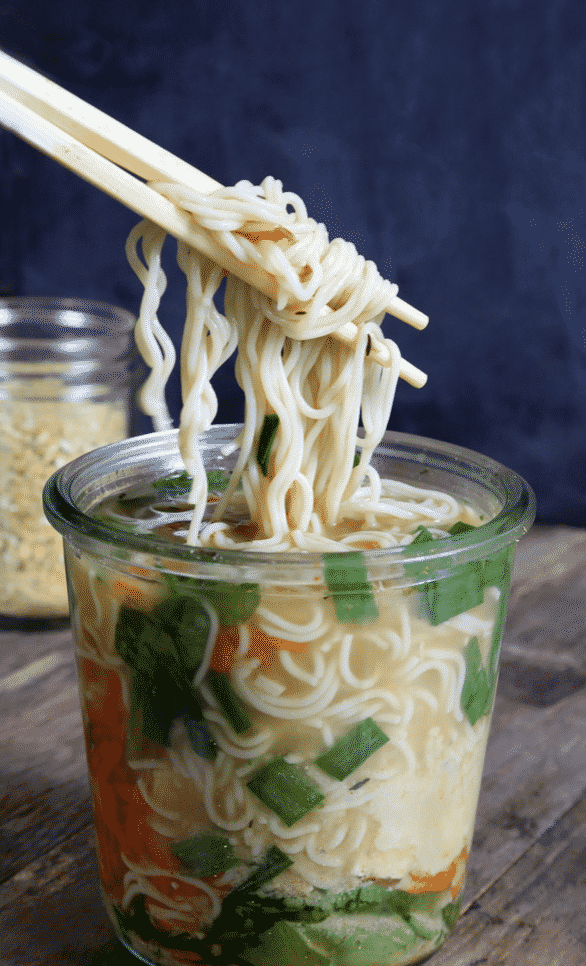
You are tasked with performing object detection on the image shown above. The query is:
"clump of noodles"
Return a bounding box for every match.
[126,176,405,547]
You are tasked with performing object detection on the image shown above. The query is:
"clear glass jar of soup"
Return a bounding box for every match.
[0,297,142,619]
[43,426,535,966]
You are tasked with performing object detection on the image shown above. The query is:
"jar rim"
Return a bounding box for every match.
[43,426,536,584]
[0,296,137,344]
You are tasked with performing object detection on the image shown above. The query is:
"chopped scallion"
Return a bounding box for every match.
[448,521,477,535]
[246,756,325,827]
[257,414,280,476]
[152,470,193,493]
[410,525,435,545]
[424,562,485,625]
[315,718,389,780]
[461,636,492,725]
[206,469,232,491]
[323,551,378,624]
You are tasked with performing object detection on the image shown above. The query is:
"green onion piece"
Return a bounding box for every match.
[483,546,512,588]
[448,521,477,535]
[205,469,231,491]
[424,562,485,625]
[171,835,241,877]
[323,551,379,625]
[234,845,294,894]
[353,450,361,468]
[410,525,435,545]
[92,513,141,533]
[461,636,492,725]
[246,756,325,827]
[257,414,280,476]
[152,470,193,492]
[315,717,389,781]
[207,671,252,734]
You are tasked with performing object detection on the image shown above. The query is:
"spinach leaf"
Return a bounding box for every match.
[165,572,260,626]
[171,835,241,877]
[115,596,214,757]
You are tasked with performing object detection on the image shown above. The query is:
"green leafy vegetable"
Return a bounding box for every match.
[234,845,294,894]
[165,573,260,626]
[424,562,485,626]
[323,551,379,624]
[353,450,361,468]
[410,525,435,545]
[257,414,280,476]
[244,920,330,966]
[448,521,477,535]
[441,899,462,929]
[315,717,389,780]
[171,834,241,877]
[183,713,218,761]
[205,469,232,491]
[115,597,214,756]
[92,513,141,533]
[246,756,325,827]
[115,606,188,690]
[152,470,193,493]
[461,636,493,725]
[207,671,252,734]
[404,523,514,627]
[486,545,514,685]
[483,545,512,588]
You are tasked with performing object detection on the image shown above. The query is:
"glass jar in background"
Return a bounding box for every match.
[0,297,143,620]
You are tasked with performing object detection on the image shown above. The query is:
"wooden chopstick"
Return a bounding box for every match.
[0,51,428,387]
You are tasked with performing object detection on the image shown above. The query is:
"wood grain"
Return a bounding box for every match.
[1,523,585,965]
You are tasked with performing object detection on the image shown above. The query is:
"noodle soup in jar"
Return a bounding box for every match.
[43,426,535,966]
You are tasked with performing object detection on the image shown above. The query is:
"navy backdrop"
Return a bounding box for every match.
[1,0,585,524]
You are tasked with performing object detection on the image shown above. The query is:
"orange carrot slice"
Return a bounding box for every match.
[406,846,468,896]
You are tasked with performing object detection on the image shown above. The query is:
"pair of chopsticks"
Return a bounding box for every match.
[0,50,428,387]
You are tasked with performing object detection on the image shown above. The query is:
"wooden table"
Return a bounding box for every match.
[1,523,586,965]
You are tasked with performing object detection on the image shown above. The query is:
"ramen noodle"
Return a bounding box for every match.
[60,179,519,965]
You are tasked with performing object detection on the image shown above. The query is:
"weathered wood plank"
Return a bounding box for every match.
[466,686,586,900]
[0,628,90,884]
[0,825,120,965]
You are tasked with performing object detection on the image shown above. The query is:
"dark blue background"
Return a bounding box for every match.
[2,1,585,524]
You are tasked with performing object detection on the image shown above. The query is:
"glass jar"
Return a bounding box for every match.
[0,297,143,619]
[43,426,535,966]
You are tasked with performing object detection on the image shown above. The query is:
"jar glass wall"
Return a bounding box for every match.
[43,427,535,966]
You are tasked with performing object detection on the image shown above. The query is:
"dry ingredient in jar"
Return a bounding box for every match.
[0,382,127,617]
